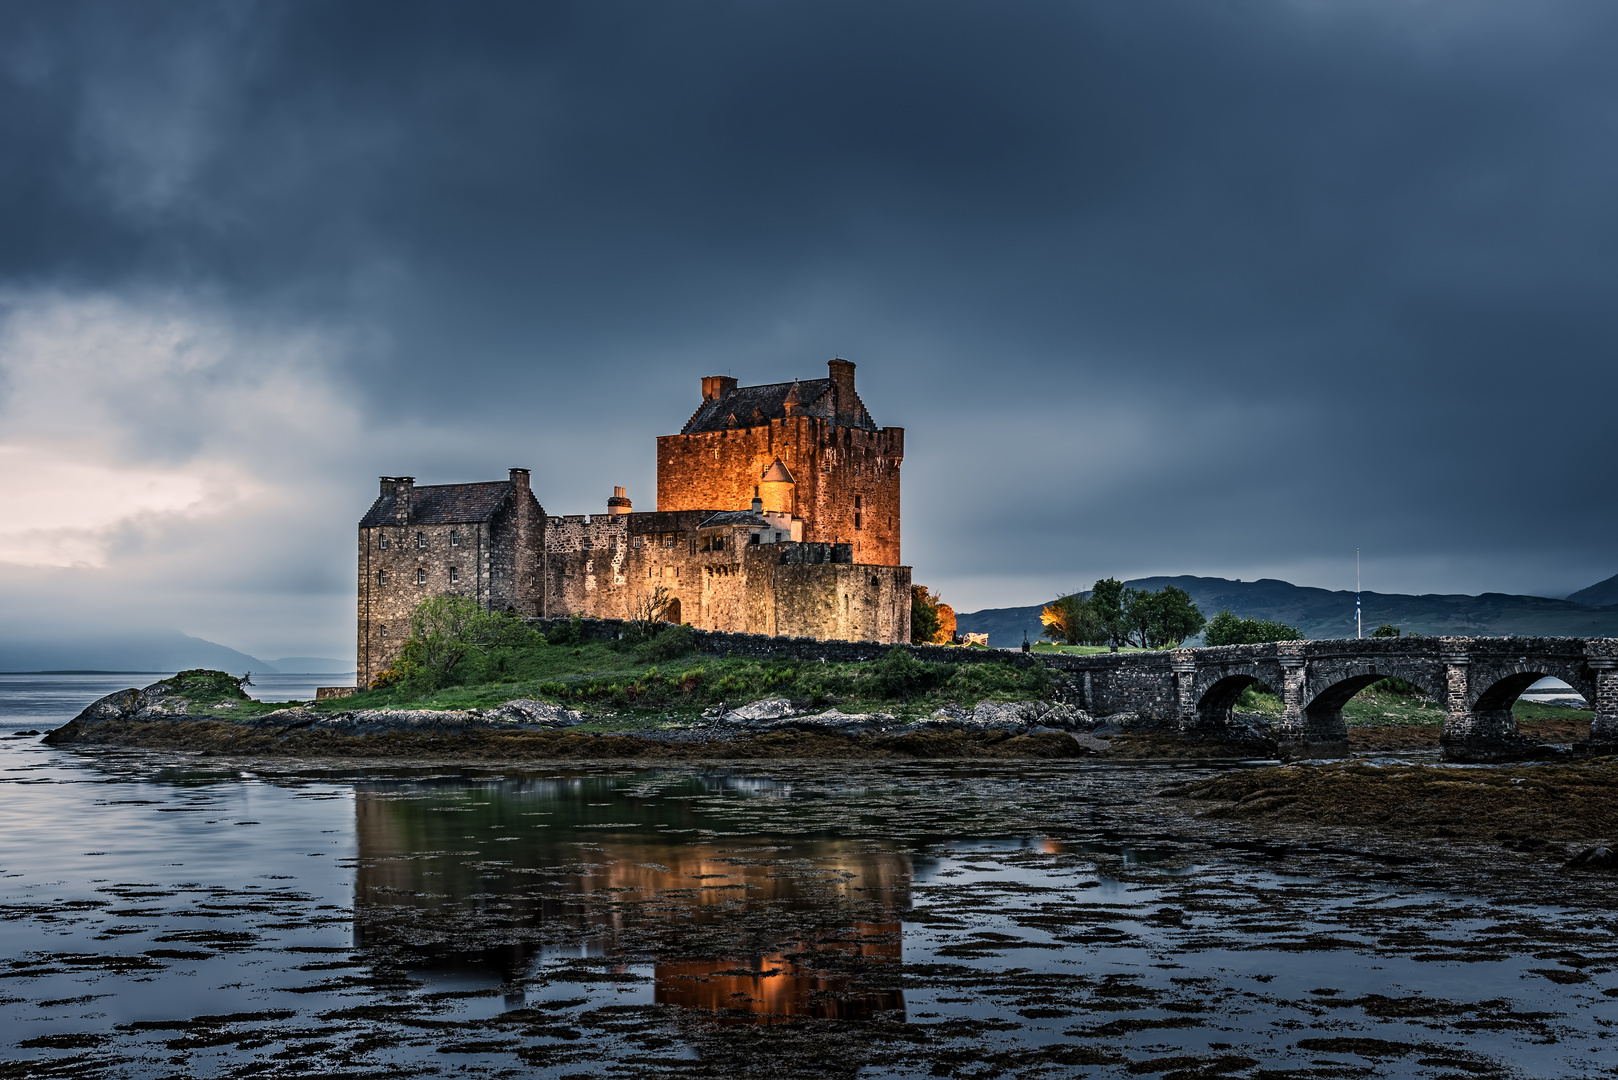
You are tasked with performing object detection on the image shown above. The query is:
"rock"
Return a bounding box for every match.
[483,699,586,727]
[1564,845,1617,871]
[722,698,798,723]
[917,701,1093,734]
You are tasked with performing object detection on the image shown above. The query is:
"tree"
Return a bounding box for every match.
[1088,577,1129,646]
[1204,609,1302,647]
[1040,592,1106,645]
[630,583,676,638]
[1371,623,1400,638]
[1117,585,1207,649]
[911,585,942,645]
[391,594,539,689]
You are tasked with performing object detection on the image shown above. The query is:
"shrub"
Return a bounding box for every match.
[167,669,252,704]
[873,647,945,699]
[1203,609,1302,647]
[635,622,698,662]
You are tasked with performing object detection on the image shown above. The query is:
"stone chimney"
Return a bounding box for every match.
[509,467,530,491]
[751,485,763,514]
[607,485,632,515]
[702,375,738,402]
[827,358,857,417]
[382,476,415,525]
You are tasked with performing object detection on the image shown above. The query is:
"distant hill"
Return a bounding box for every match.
[956,575,1618,648]
[0,630,272,674]
[269,657,354,675]
[1568,572,1618,608]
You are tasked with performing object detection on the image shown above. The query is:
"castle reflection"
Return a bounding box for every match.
[352,772,908,1022]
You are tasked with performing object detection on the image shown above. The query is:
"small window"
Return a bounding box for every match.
[416,568,426,585]
[380,624,388,638]
[854,513,862,530]
[610,535,618,549]
[871,575,879,587]
[664,534,675,548]
[416,533,426,549]
[774,531,782,542]
[378,570,388,586]
[855,495,862,510]
[378,535,389,551]
[449,567,459,584]
[633,537,642,548]
[450,531,459,547]
[750,532,761,545]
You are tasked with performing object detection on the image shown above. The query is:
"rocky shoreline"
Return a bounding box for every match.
[41,678,1278,760]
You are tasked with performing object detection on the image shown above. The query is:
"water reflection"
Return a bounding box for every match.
[353,772,909,1021]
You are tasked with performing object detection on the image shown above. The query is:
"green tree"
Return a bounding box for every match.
[1203,609,1302,646]
[1040,592,1106,645]
[1089,577,1129,646]
[394,595,542,689]
[1124,585,1206,648]
[911,585,942,645]
[1371,623,1400,638]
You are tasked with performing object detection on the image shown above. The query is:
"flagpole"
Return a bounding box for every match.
[1356,547,1362,640]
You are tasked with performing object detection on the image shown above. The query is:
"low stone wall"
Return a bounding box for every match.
[525,616,1035,668]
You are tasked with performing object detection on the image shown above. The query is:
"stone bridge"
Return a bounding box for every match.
[1039,636,1618,761]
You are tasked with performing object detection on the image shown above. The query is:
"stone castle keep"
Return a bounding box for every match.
[356,359,910,684]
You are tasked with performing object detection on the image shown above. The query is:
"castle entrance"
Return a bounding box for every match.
[665,598,682,624]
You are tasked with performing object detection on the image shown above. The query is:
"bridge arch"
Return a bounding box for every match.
[1289,662,1448,745]
[1195,673,1278,730]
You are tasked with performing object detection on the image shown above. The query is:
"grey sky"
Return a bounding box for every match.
[1,0,1614,661]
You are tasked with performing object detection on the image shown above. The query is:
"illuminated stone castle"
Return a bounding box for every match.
[357,359,910,684]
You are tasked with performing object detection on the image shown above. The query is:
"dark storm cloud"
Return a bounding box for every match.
[3,0,1616,621]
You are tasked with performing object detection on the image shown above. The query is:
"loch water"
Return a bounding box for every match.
[1,679,1614,1078]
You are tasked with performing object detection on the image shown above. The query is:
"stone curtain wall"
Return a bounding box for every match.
[655,416,904,567]
[540,514,909,643]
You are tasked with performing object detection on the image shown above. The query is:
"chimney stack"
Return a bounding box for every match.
[827,358,856,416]
[381,476,415,525]
[509,467,530,491]
[702,375,738,402]
[751,485,763,514]
[607,485,632,515]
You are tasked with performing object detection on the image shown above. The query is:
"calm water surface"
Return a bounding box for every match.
[1,680,1614,1078]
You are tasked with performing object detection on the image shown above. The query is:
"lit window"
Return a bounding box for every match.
[378,570,388,586]
[449,567,459,584]
[379,535,389,551]
[416,568,426,585]
[416,533,426,549]
[450,531,459,547]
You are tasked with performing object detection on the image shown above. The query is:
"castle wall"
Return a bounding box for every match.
[542,510,909,643]
[655,417,903,567]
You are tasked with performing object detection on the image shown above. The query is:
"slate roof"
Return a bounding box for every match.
[760,458,796,483]
[681,376,875,434]
[698,510,771,529]
[360,482,513,527]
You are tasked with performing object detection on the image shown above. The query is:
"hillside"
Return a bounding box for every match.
[0,630,272,674]
[957,575,1618,648]
[1568,572,1618,608]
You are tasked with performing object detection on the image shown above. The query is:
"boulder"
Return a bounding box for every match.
[722,698,798,723]
[483,699,587,727]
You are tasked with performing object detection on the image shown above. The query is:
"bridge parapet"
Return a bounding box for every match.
[1032,635,1618,762]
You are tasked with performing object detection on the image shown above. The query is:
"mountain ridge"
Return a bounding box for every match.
[956,574,1618,649]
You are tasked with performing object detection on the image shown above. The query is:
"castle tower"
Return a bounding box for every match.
[655,358,903,566]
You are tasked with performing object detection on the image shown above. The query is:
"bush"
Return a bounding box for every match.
[167,669,252,704]
[1203,609,1302,647]
[873,647,946,699]
[635,623,697,662]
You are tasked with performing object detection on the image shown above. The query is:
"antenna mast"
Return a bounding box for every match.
[1356,547,1362,640]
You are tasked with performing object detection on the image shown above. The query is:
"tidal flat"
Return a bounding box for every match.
[3,729,1616,1079]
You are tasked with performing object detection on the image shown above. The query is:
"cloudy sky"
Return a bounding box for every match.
[2,0,1615,663]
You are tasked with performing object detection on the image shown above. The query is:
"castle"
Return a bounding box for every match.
[356,359,910,685]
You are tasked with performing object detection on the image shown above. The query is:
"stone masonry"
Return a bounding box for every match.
[357,470,545,685]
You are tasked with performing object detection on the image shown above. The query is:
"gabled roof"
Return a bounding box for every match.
[682,375,879,434]
[360,482,513,527]
[698,510,770,529]
[760,458,795,484]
